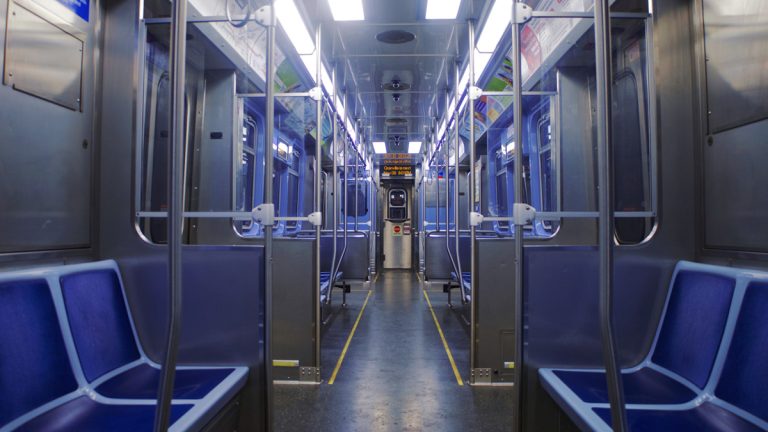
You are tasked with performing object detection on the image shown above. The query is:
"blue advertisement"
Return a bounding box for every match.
[56,0,89,22]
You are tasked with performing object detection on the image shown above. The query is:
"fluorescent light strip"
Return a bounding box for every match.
[346,119,357,142]
[459,66,470,91]
[275,0,314,54]
[474,50,493,80]
[476,0,511,52]
[373,141,387,154]
[327,0,364,21]
[409,141,422,154]
[322,66,333,94]
[438,120,447,140]
[335,95,345,120]
[426,0,461,19]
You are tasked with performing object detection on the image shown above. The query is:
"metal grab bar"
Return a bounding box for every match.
[328,67,339,290]
[510,4,525,430]
[314,23,323,383]
[333,122,350,297]
[261,4,277,429]
[453,61,465,301]
[594,0,628,429]
[153,0,187,430]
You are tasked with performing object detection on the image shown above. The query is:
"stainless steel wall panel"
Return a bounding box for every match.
[191,70,238,243]
[4,2,84,110]
[704,118,768,252]
[475,238,517,383]
[0,0,96,255]
[272,237,317,380]
[703,0,768,133]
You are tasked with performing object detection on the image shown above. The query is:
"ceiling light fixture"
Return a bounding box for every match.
[327,0,365,21]
[275,0,314,54]
[373,141,387,154]
[476,0,511,53]
[426,0,461,19]
[408,141,422,154]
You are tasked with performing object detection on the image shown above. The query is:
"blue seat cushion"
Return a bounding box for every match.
[715,281,768,423]
[450,271,472,301]
[450,271,471,283]
[18,396,192,432]
[593,403,764,432]
[651,270,735,388]
[320,272,343,299]
[0,279,79,426]
[552,368,696,404]
[60,269,141,382]
[95,363,236,399]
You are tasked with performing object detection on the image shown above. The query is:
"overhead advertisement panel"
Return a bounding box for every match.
[465,0,595,142]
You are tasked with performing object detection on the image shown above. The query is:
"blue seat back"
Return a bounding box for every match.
[651,270,735,388]
[60,269,141,382]
[0,279,78,425]
[716,281,768,422]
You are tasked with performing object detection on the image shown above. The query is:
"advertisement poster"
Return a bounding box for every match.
[462,0,592,143]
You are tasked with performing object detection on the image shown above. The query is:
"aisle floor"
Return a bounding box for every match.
[274,270,514,431]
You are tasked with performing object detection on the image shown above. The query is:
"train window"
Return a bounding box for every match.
[388,188,407,221]
[285,162,300,230]
[343,181,368,218]
[612,39,653,244]
[536,113,560,234]
[495,158,510,232]
[236,115,262,231]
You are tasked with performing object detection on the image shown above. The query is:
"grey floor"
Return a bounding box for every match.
[274,270,514,431]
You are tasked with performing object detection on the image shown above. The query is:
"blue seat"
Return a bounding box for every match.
[592,402,764,432]
[0,261,248,431]
[450,271,472,302]
[539,261,768,432]
[320,271,344,304]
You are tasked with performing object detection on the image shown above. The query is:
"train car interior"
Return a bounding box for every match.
[1,0,767,431]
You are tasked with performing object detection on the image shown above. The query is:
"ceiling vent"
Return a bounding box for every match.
[376,30,416,44]
[382,81,411,91]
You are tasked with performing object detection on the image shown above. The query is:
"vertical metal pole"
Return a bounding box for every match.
[314,23,323,380]
[154,0,185,430]
[453,61,463,291]
[341,96,348,266]
[467,19,477,374]
[355,121,360,232]
[263,3,277,430]
[595,1,628,430]
[510,3,524,431]
[444,89,458,277]
[330,69,338,281]
[435,119,441,233]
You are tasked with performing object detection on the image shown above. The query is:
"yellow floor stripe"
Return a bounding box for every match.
[423,290,464,386]
[328,290,373,385]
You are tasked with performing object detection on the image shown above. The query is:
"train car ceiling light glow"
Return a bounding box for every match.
[477,0,511,52]
[426,0,461,19]
[275,0,314,55]
[409,142,422,154]
[373,141,387,154]
[327,0,365,21]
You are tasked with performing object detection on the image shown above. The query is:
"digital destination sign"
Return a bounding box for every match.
[381,153,415,178]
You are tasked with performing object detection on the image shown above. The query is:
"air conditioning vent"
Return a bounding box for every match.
[376,30,416,45]
[382,82,412,91]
